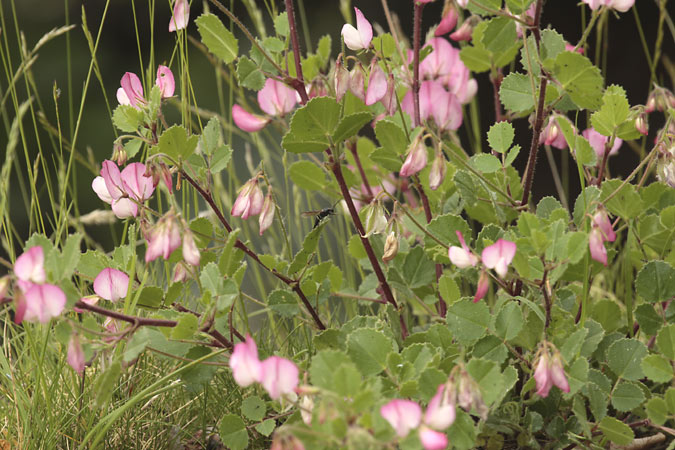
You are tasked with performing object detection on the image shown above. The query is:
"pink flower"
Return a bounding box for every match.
[473,270,489,303]
[341,7,373,51]
[259,191,276,236]
[182,231,201,266]
[589,228,607,265]
[67,335,85,375]
[121,163,156,203]
[93,268,129,302]
[435,4,458,36]
[96,160,155,219]
[145,214,182,262]
[231,177,264,220]
[15,246,46,284]
[156,65,175,98]
[430,84,462,131]
[229,334,263,387]
[457,0,468,6]
[592,209,616,242]
[449,231,478,268]
[582,128,622,159]
[15,283,66,324]
[534,351,553,397]
[258,79,297,116]
[420,38,457,80]
[260,356,299,400]
[450,21,473,42]
[118,72,145,108]
[365,61,388,106]
[400,136,428,177]
[232,105,269,132]
[540,117,568,149]
[565,42,584,54]
[380,399,422,438]
[551,353,570,393]
[418,426,448,450]
[425,384,456,430]
[169,0,190,32]
[481,239,516,278]
[582,0,634,12]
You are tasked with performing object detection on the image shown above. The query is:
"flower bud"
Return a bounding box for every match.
[182,230,201,266]
[365,60,388,106]
[429,151,447,190]
[400,134,428,177]
[656,160,675,188]
[259,190,276,236]
[382,231,399,262]
[592,208,616,243]
[67,334,85,375]
[172,263,189,282]
[300,395,314,425]
[362,200,387,238]
[112,142,127,166]
[449,231,478,268]
[0,276,10,299]
[231,176,264,220]
[349,64,366,102]
[435,2,458,36]
[589,227,608,266]
[534,350,553,397]
[550,351,570,393]
[380,74,397,116]
[635,113,648,136]
[473,270,489,303]
[335,59,350,102]
[449,20,473,42]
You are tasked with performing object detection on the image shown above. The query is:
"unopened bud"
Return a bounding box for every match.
[645,95,657,114]
[349,64,366,102]
[335,59,350,103]
[362,200,387,238]
[382,231,399,262]
[635,114,648,136]
[113,142,127,166]
[300,395,314,426]
[182,230,201,266]
[429,151,447,190]
[172,263,189,282]
[449,20,473,42]
[259,190,276,236]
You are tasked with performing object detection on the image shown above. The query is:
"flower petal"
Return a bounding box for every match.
[232,104,268,132]
[15,246,46,284]
[93,268,129,302]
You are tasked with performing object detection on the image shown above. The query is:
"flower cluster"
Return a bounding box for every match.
[92,160,156,219]
[231,175,276,235]
[533,343,570,398]
[144,213,201,265]
[11,247,66,324]
[448,233,516,302]
[116,66,175,109]
[229,335,299,400]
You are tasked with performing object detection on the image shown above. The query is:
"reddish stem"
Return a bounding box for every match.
[284,0,310,104]
[412,2,424,127]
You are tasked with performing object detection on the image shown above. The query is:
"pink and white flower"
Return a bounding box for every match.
[341,7,373,51]
[400,136,428,177]
[481,239,517,278]
[435,4,458,36]
[145,214,182,262]
[232,105,269,132]
[589,228,608,265]
[365,61,388,106]
[258,191,276,236]
[582,0,634,12]
[117,72,145,108]
[14,246,46,285]
[229,334,263,387]
[15,283,66,324]
[93,268,129,302]
[582,128,622,159]
[380,399,422,438]
[258,79,298,117]
[260,356,299,400]
[425,384,456,430]
[67,334,85,375]
[418,426,448,450]
[448,231,478,268]
[231,177,265,220]
[155,65,175,98]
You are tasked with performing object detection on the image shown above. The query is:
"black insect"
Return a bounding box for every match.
[302,201,340,229]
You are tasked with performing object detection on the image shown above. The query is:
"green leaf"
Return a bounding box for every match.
[268,289,299,317]
[506,0,534,14]
[333,112,372,143]
[124,328,152,362]
[459,46,492,73]
[471,154,502,173]
[636,261,675,303]
[599,417,634,445]
[666,387,675,414]
[635,304,663,336]
[566,358,589,396]
[402,246,435,289]
[289,222,327,274]
[504,144,520,166]
[347,328,396,376]
[494,302,523,341]
[424,214,471,248]
[487,121,515,153]
[171,313,199,340]
[553,51,603,110]
[241,396,266,421]
[219,415,248,450]
[332,363,362,397]
[57,233,82,281]
[113,105,144,132]
[465,0,501,15]
[255,419,276,437]
[448,410,477,450]
[499,72,534,112]
[236,56,265,90]
[481,17,517,56]
[611,381,645,411]
[157,125,198,160]
[200,262,223,298]
[94,361,121,408]
[472,335,508,364]
[591,85,630,136]
[601,179,643,219]
[370,146,402,172]
[282,97,340,153]
[210,145,233,173]
[657,324,675,360]
[646,397,669,426]
[196,14,238,64]
[274,12,289,36]
[466,358,503,406]
[641,354,673,383]
[439,275,461,305]
[374,120,408,155]
[202,117,221,156]
[607,338,647,381]
[520,29,565,74]
[447,299,490,344]
[288,160,327,191]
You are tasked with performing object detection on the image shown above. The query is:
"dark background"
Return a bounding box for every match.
[1,0,672,260]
